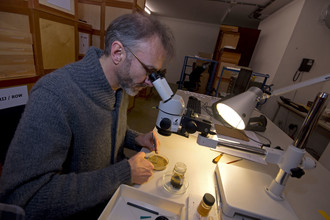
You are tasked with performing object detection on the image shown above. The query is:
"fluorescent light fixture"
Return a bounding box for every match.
[144,6,151,14]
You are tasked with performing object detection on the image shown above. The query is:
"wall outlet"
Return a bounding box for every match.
[277,120,283,129]
[289,124,298,130]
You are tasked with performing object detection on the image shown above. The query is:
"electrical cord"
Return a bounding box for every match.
[240,130,272,147]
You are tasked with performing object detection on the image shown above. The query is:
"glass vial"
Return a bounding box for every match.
[170,162,187,189]
[197,193,215,217]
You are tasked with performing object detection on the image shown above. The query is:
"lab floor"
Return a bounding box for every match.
[127,89,161,134]
[126,84,177,158]
[127,84,178,133]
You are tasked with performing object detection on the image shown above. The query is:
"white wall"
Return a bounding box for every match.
[252,0,330,118]
[319,141,330,171]
[250,0,305,84]
[250,0,305,120]
[277,0,330,106]
[250,0,330,159]
[156,16,219,84]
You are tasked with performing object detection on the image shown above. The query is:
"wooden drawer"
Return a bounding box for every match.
[220,51,241,64]
[0,11,37,83]
[220,32,240,49]
[221,25,239,32]
[0,64,36,79]
[0,30,32,44]
[0,55,34,65]
[0,42,33,55]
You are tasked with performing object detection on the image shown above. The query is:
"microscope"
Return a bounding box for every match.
[149,72,212,137]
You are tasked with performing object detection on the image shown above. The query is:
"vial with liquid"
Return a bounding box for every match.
[170,162,187,189]
[197,193,215,217]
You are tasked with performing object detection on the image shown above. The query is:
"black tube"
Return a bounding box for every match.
[293,92,328,149]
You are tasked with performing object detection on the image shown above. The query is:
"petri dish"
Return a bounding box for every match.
[162,172,189,195]
[146,154,169,171]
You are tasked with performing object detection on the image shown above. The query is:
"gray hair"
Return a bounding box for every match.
[104,13,175,60]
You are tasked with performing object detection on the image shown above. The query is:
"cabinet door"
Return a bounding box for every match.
[0,11,36,80]
[39,18,76,70]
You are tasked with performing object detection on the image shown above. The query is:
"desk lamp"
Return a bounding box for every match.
[211,74,330,219]
[213,87,263,130]
[213,74,330,130]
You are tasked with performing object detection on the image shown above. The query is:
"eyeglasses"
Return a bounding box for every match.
[125,46,166,77]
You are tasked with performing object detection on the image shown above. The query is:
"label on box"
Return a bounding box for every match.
[0,86,28,109]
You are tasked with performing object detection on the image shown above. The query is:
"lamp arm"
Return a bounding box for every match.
[263,73,330,99]
[266,92,328,200]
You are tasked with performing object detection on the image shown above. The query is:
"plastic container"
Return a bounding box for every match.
[197,193,215,217]
[170,162,187,189]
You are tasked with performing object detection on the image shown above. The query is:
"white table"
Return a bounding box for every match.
[133,90,330,220]
[137,131,220,219]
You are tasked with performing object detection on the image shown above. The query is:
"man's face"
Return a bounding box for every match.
[115,57,140,96]
[116,36,166,96]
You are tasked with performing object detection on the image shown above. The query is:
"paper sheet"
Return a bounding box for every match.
[0,86,28,109]
[48,0,71,11]
[215,124,249,141]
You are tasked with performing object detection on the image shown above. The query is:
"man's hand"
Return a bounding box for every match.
[135,131,160,153]
[128,152,154,184]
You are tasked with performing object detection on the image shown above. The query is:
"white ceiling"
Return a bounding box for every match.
[145,0,293,28]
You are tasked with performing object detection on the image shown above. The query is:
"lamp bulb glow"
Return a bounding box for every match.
[216,103,246,130]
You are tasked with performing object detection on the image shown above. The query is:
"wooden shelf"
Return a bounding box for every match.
[211,25,261,94]
[1,0,145,89]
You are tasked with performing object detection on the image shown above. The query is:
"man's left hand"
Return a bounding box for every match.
[135,131,160,153]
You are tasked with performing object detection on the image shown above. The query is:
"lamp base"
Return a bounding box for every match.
[215,164,299,220]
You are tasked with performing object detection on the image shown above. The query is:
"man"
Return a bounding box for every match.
[0,13,175,219]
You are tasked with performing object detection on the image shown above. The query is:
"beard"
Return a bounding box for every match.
[115,59,147,96]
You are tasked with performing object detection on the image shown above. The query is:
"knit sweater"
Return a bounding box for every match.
[0,47,141,219]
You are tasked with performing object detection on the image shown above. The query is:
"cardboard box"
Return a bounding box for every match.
[220,25,239,32]
[220,50,241,64]
[220,32,240,49]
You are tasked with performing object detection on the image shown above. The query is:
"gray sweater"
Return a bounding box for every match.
[0,47,141,219]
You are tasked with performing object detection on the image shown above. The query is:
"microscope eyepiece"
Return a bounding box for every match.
[149,72,158,82]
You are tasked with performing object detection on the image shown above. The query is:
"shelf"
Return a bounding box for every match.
[177,56,218,95]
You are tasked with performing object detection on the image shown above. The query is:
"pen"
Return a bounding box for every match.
[127,202,159,215]
[212,153,223,164]
[226,158,243,164]
[152,131,158,154]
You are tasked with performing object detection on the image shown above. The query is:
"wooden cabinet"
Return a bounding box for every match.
[211,25,260,94]
[0,11,36,81]
[0,0,78,87]
[0,0,145,88]
[78,0,145,50]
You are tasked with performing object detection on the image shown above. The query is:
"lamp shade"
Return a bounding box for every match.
[213,87,263,130]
